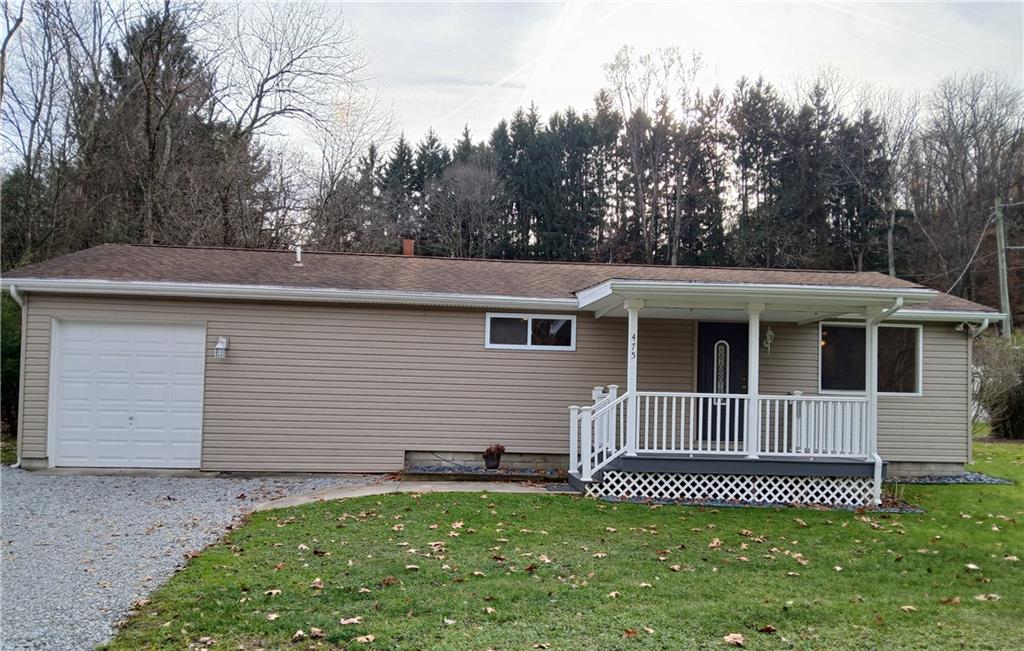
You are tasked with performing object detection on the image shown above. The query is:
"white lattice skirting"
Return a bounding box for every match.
[586,470,876,507]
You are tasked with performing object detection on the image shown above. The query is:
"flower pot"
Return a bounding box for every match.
[483,453,501,470]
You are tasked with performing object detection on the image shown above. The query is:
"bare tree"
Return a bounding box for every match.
[213,2,366,140]
[603,45,702,263]
[423,159,503,258]
[905,73,1024,299]
[0,0,26,109]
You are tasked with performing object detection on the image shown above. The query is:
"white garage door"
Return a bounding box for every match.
[53,321,205,468]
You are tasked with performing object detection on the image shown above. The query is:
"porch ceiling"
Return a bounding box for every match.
[577,279,938,321]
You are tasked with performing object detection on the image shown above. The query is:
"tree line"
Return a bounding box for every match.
[3,1,1023,318]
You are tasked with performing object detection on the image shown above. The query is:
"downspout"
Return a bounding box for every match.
[964,318,990,465]
[868,297,903,505]
[7,285,24,468]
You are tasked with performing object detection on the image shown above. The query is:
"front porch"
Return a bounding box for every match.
[564,278,936,507]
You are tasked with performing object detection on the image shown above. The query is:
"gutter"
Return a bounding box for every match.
[0,278,578,312]
[7,283,23,307]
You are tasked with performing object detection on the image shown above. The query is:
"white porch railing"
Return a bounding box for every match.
[570,389,871,480]
[760,394,869,457]
[637,392,750,454]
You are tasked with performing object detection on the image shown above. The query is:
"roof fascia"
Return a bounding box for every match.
[1,278,578,311]
[576,279,938,310]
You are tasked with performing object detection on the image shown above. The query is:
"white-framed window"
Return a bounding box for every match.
[818,322,923,396]
[484,313,576,351]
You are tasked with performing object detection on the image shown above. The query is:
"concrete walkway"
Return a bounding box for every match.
[255,478,567,511]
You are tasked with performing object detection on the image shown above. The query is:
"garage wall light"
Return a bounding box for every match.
[213,336,229,359]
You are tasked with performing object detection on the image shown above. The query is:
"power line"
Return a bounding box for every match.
[946,209,998,294]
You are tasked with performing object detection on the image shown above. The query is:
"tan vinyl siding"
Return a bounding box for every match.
[18,294,967,470]
[877,325,969,463]
[756,320,970,464]
[20,295,694,472]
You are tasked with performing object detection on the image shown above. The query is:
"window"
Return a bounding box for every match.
[714,340,730,394]
[485,314,576,350]
[819,323,921,394]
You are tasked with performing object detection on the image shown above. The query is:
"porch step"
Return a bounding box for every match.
[568,455,883,508]
[607,454,880,478]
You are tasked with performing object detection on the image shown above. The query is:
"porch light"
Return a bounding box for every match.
[213,336,229,359]
[762,325,775,353]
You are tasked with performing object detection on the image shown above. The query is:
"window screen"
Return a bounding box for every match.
[487,315,575,350]
[489,317,529,345]
[820,324,921,394]
[878,327,919,393]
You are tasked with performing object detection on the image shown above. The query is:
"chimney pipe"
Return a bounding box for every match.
[294,245,303,266]
[402,239,415,256]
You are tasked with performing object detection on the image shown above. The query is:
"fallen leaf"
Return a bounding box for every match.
[484,607,497,614]
[639,582,652,588]
[758,624,777,634]
[624,628,638,638]
[392,524,404,531]
[708,538,722,549]
[264,589,281,597]
[940,597,961,605]
[794,518,808,528]
[354,635,375,643]
[297,544,310,551]
[309,628,324,639]
[607,591,621,598]
[291,630,307,641]
[593,552,607,559]
[833,566,843,572]
[974,593,1001,601]
[444,617,457,625]
[532,644,551,649]
[900,605,917,612]
[381,576,397,587]
[669,564,682,572]
[340,616,364,625]
[643,626,655,634]
[311,577,324,589]
[606,527,617,533]
[723,632,745,646]
[266,613,279,621]
[273,562,285,571]
[405,564,419,571]
[965,563,981,571]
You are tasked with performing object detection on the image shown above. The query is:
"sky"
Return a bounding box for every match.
[337,1,1024,145]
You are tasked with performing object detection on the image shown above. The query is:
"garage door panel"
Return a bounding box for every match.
[53,321,205,469]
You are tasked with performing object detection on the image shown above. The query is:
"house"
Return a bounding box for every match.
[2,243,1000,506]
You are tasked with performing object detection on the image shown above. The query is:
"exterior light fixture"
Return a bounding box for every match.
[762,325,775,353]
[213,336,229,359]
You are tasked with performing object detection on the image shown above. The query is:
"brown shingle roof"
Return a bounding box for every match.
[4,243,997,313]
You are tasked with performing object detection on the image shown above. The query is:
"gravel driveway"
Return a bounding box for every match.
[0,468,376,650]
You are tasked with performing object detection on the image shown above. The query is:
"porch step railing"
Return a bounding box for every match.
[570,386,628,481]
[571,389,872,480]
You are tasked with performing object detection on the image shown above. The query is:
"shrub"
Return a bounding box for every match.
[974,334,1024,438]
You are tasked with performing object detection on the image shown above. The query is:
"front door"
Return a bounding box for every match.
[697,322,749,444]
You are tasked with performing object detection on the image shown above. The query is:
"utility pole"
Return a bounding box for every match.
[995,198,1012,339]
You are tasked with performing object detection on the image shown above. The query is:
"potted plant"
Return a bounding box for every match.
[482,443,505,470]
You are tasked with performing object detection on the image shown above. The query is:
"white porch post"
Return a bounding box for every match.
[865,308,882,504]
[746,303,764,459]
[624,299,643,456]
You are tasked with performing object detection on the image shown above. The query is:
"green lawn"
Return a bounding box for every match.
[1,436,16,465]
[106,443,1023,650]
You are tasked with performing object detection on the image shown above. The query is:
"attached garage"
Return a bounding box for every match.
[50,320,205,468]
